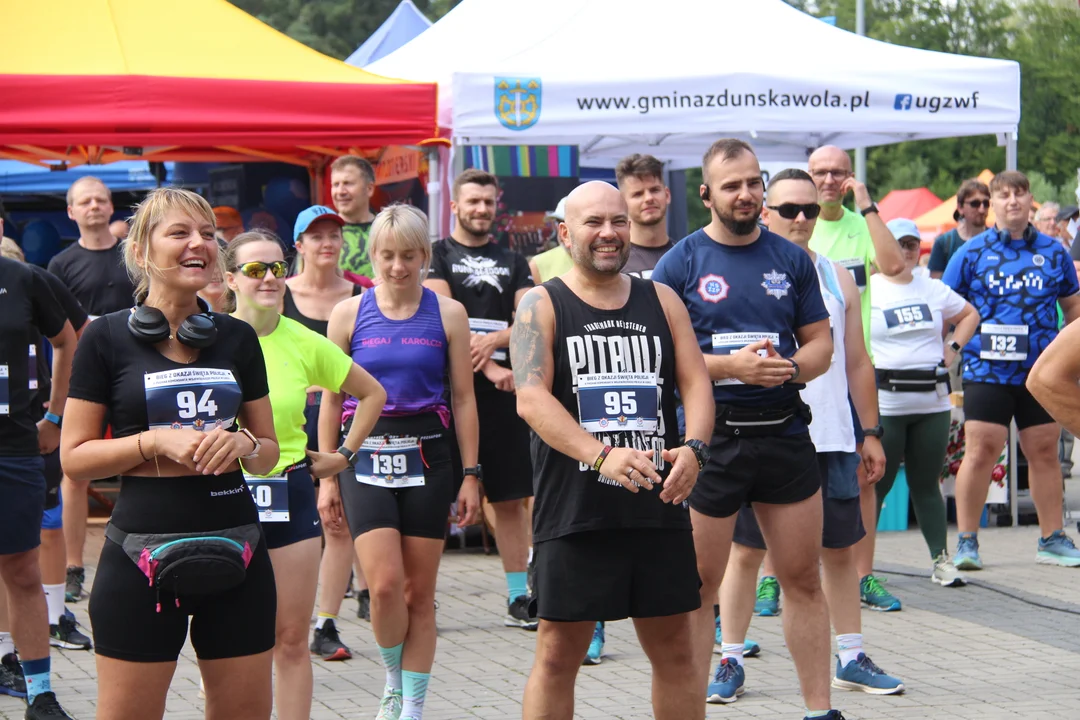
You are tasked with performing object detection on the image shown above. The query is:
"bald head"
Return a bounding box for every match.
[807,145,853,206]
[560,181,630,275]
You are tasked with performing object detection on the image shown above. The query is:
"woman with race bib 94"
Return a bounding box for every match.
[225,230,386,720]
[61,188,281,720]
[319,204,480,720]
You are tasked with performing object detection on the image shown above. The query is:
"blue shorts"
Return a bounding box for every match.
[261,464,322,550]
[0,455,46,555]
[42,492,64,530]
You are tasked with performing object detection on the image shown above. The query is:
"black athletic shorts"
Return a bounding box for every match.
[43,448,62,511]
[89,533,277,662]
[532,528,701,622]
[733,452,864,550]
[475,388,533,503]
[339,413,454,540]
[689,431,821,519]
[260,464,322,550]
[963,381,1054,431]
[0,455,46,555]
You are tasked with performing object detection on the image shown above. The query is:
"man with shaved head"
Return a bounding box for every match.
[512,181,714,720]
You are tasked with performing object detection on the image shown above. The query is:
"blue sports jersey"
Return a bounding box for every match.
[652,228,829,407]
[942,226,1079,385]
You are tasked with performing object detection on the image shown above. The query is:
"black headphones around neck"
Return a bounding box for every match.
[127,296,218,349]
[994,223,1039,244]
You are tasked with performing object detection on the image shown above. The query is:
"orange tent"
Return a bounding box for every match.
[0,0,441,171]
[878,188,941,223]
[915,170,995,237]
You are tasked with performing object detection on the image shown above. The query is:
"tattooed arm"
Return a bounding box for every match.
[512,287,661,490]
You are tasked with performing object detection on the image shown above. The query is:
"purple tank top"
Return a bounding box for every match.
[343,287,449,425]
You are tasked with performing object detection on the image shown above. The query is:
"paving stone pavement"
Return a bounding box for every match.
[5,516,1080,719]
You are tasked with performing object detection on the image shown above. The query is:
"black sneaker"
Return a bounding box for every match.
[504,595,538,630]
[309,619,352,661]
[0,652,26,698]
[50,615,92,650]
[356,589,371,621]
[64,567,85,603]
[25,691,73,720]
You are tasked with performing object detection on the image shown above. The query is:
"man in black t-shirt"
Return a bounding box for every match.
[511,181,714,720]
[616,154,675,279]
[0,256,77,719]
[424,169,539,630]
[927,178,990,279]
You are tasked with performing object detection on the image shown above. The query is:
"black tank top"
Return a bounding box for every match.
[532,276,688,543]
[282,283,362,337]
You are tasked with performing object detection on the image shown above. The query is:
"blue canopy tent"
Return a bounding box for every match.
[0,160,173,195]
[345,0,432,68]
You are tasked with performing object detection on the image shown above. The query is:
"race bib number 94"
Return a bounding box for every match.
[144,368,241,431]
[979,324,1029,361]
[576,372,658,433]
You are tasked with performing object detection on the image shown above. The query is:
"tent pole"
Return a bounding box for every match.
[1006,132,1018,171]
[854,0,867,184]
[426,147,441,245]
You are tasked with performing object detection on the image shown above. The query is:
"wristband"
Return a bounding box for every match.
[44,411,62,428]
[592,445,613,472]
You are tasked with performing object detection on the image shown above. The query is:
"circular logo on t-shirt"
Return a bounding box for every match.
[1033,254,1045,267]
[697,274,730,303]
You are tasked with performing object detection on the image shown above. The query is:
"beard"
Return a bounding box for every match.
[457,214,493,237]
[568,233,630,274]
[715,202,761,236]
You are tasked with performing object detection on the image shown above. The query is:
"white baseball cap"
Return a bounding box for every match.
[545,196,569,222]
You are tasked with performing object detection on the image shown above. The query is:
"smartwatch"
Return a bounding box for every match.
[463,465,484,481]
[863,425,885,439]
[336,445,358,469]
[43,411,62,428]
[788,358,801,383]
[860,203,879,217]
[238,427,261,459]
[948,340,962,353]
[684,439,711,470]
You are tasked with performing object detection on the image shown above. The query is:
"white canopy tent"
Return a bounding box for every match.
[369,0,1021,168]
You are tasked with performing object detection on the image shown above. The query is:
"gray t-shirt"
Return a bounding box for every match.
[623,240,674,279]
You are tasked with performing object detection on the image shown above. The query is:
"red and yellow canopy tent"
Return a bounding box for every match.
[0,0,442,197]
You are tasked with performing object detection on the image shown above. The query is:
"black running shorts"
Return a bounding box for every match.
[475,388,533,503]
[963,381,1054,431]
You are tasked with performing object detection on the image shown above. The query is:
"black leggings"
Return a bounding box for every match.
[89,537,277,662]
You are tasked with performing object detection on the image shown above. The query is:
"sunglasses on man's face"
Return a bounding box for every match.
[767,203,821,220]
[965,199,990,210]
[236,260,289,279]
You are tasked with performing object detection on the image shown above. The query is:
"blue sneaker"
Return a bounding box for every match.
[954,532,983,570]
[859,574,901,612]
[713,616,761,657]
[706,657,745,704]
[754,576,780,616]
[831,653,905,695]
[582,622,604,666]
[802,712,845,720]
[1036,530,1080,567]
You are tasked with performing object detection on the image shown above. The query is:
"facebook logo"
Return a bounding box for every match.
[894,94,913,110]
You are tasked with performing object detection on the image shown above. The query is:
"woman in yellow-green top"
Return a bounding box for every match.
[226,230,386,720]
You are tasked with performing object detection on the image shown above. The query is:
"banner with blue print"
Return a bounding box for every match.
[143,367,241,432]
[576,372,658,434]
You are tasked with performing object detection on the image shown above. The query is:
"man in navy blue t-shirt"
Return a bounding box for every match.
[943,170,1080,570]
[652,139,839,720]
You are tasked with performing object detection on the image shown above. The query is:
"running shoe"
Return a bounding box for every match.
[931,552,967,587]
[49,615,92,650]
[375,686,403,720]
[1036,530,1080,567]
[712,616,760,657]
[802,712,845,720]
[309,619,352,661]
[754,576,780,616]
[505,595,538,630]
[64,567,85,603]
[859,574,901,612]
[831,653,905,695]
[706,658,745,704]
[356,589,371,621]
[25,691,74,720]
[954,532,982,571]
[0,652,26,698]
[582,622,604,666]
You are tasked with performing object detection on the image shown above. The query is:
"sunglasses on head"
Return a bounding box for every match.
[766,203,821,220]
[965,199,990,209]
[236,260,289,279]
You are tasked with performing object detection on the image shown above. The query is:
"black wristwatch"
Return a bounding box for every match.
[948,340,962,353]
[788,358,801,383]
[863,425,885,439]
[860,203,879,217]
[336,445,358,469]
[463,465,483,481]
[684,439,710,470]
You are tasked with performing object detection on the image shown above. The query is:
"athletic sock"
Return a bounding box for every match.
[720,642,745,668]
[401,669,430,719]
[506,572,528,603]
[0,632,14,658]
[837,633,863,667]
[805,711,832,718]
[43,583,66,626]
[20,656,51,704]
[377,643,404,692]
[315,613,336,630]
[713,603,720,619]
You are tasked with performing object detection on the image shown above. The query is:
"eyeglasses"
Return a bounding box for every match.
[810,169,852,181]
[964,199,990,210]
[766,203,821,220]
[236,260,289,279]
[898,239,921,250]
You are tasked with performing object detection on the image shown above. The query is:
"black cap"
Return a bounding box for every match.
[1055,205,1079,224]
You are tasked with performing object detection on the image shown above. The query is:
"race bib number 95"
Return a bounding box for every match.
[144,368,241,432]
[576,372,658,433]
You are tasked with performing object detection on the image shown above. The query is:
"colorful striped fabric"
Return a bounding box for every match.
[464,145,578,177]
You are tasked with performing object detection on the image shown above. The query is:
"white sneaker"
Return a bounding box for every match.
[931,553,967,587]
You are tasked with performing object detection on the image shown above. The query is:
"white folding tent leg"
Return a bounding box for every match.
[1009,419,1019,527]
[426,146,441,245]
